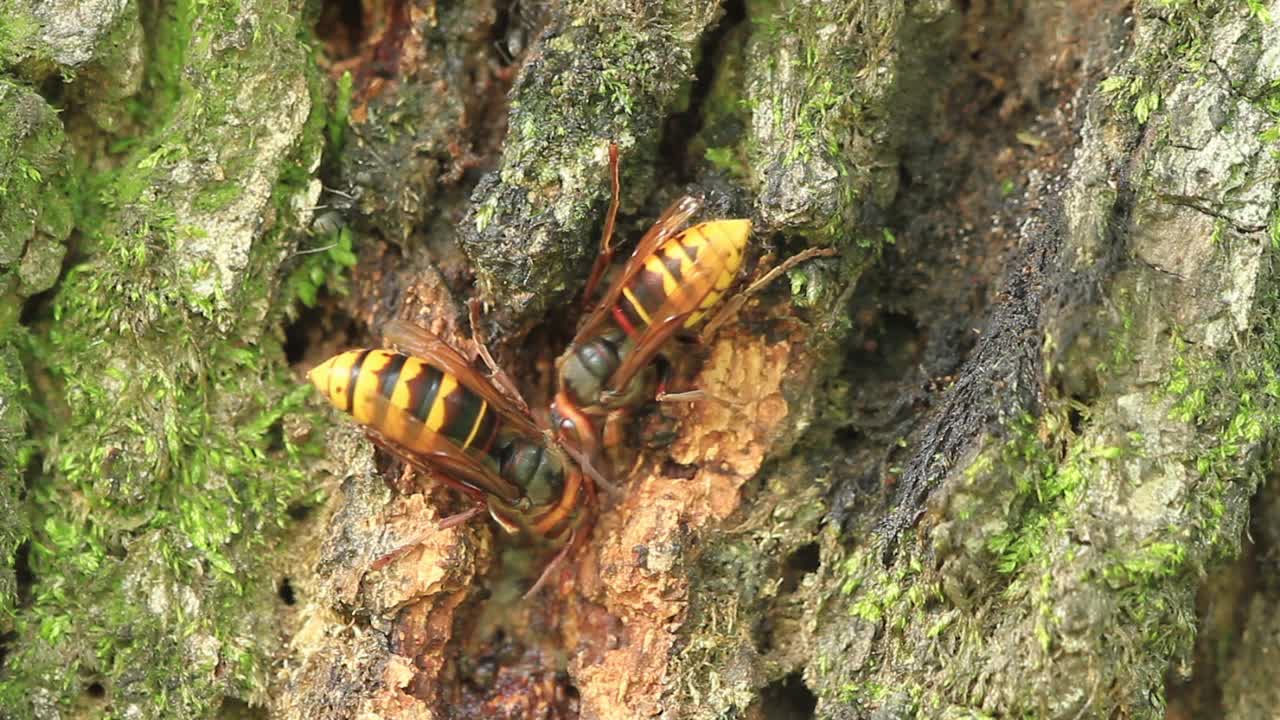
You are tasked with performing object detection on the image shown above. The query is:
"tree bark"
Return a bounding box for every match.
[1,0,322,715]
[2,1,1279,719]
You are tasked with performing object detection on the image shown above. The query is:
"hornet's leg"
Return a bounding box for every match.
[700,246,839,341]
[466,297,533,415]
[582,142,622,306]
[523,523,595,599]
[651,354,742,406]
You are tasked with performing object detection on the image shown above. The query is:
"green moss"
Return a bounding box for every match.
[838,546,937,640]
[0,87,73,631]
[0,338,30,623]
[273,60,355,317]
[282,225,357,311]
[1156,293,1280,560]
[0,2,41,69]
[0,80,76,297]
[737,0,948,259]
[325,70,354,152]
[822,253,1278,712]
[965,410,1114,577]
[142,0,200,122]
[1103,541,1188,586]
[839,680,894,706]
[505,19,680,184]
[789,3,1278,715]
[192,180,245,213]
[1099,1,1280,128]
[0,322,328,711]
[1099,288,1138,374]
[688,15,752,181]
[745,0,887,239]
[704,145,750,179]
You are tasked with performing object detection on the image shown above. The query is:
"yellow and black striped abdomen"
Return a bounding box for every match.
[308,349,499,457]
[615,218,750,333]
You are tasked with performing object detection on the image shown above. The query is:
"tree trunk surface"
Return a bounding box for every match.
[1,1,1278,719]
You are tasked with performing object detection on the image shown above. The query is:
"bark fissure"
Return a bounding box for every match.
[1154,195,1269,234]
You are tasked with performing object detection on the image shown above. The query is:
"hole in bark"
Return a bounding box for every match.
[491,0,513,62]
[285,301,360,367]
[14,541,34,610]
[278,577,297,606]
[661,459,699,479]
[462,650,501,691]
[453,629,581,716]
[1067,403,1085,434]
[104,539,128,561]
[0,630,13,673]
[19,286,59,327]
[314,0,366,63]
[287,501,314,522]
[780,542,821,594]
[284,312,319,365]
[897,160,913,192]
[218,697,267,719]
[85,681,106,699]
[39,74,66,106]
[834,425,862,448]
[761,672,817,720]
[658,0,747,181]
[847,309,924,377]
[754,615,775,653]
[265,418,286,452]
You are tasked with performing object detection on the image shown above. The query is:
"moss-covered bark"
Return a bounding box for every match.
[4,0,1279,719]
[802,1,1280,717]
[0,78,74,629]
[459,1,729,333]
[1,0,328,716]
